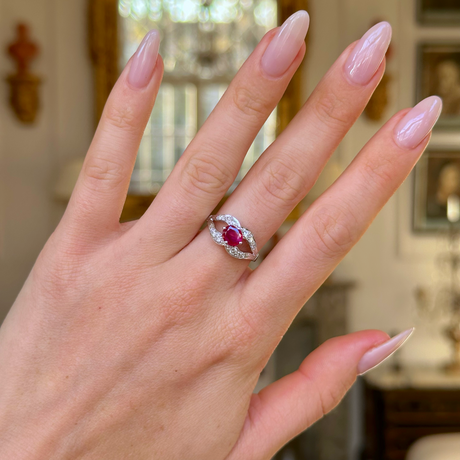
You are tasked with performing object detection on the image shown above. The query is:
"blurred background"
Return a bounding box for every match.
[2,0,460,459]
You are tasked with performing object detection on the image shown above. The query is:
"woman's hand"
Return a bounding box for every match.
[0,13,440,460]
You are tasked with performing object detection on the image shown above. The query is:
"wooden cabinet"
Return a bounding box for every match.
[362,368,460,460]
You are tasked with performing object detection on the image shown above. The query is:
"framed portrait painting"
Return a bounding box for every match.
[417,0,460,25]
[414,149,460,231]
[417,43,460,130]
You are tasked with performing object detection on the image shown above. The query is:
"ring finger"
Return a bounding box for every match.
[192,22,392,268]
[132,11,310,260]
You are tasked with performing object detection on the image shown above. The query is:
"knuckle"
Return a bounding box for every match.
[361,154,394,191]
[309,205,356,260]
[83,155,125,188]
[104,102,138,133]
[158,264,214,326]
[182,154,234,198]
[232,83,271,124]
[318,376,349,415]
[222,305,261,354]
[314,340,353,410]
[258,158,305,209]
[298,345,352,419]
[34,243,87,304]
[313,90,351,130]
[162,285,201,325]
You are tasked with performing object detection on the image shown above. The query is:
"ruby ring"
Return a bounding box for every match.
[207,215,259,262]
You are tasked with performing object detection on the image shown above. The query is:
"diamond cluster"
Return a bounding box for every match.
[207,215,259,262]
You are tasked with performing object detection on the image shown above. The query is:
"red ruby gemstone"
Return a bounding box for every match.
[222,225,243,247]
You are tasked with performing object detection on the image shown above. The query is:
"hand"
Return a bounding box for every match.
[0,13,439,460]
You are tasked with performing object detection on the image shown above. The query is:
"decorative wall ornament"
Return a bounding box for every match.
[6,23,41,124]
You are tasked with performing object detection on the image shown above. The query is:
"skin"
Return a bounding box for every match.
[0,27,433,460]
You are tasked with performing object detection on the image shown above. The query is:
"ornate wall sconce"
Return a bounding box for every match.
[6,23,41,124]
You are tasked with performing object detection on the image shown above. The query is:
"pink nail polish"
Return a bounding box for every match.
[128,30,160,89]
[261,10,310,78]
[345,22,392,86]
[395,96,443,150]
[358,328,414,375]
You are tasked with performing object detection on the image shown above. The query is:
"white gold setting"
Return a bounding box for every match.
[207,215,259,262]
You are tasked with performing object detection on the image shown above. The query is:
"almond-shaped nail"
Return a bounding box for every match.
[345,22,392,86]
[128,30,160,89]
[395,96,443,150]
[358,328,415,375]
[261,10,310,78]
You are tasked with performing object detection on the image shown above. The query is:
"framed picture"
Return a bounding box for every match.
[417,43,460,130]
[417,0,460,25]
[414,149,460,231]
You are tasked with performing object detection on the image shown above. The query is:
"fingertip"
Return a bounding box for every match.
[128,29,161,89]
[358,328,414,375]
[299,330,391,380]
[394,96,443,150]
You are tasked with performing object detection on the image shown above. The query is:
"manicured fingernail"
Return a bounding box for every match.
[358,328,414,375]
[395,96,443,149]
[261,10,310,78]
[345,22,392,86]
[128,30,160,89]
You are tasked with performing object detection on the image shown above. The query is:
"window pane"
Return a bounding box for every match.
[200,83,226,122]
[130,83,197,193]
[119,0,277,78]
[119,0,278,194]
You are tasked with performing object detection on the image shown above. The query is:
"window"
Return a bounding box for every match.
[118,0,278,194]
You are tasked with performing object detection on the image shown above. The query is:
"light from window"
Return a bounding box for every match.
[119,0,278,194]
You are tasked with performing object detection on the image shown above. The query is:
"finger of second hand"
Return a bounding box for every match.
[245,96,442,343]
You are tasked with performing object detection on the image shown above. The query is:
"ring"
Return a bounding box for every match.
[207,215,259,262]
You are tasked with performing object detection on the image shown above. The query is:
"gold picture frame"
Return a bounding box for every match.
[417,0,460,26]
[414,148,460,232]
[417,42,460,131]
[88,0,309,221]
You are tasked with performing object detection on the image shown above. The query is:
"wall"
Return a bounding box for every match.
[0,0,93,317]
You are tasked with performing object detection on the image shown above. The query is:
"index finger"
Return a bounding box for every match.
[64,31,163,237]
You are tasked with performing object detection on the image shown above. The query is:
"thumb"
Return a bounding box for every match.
[227,328,414,460]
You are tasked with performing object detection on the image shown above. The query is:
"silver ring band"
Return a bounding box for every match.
[207,215,259,262]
